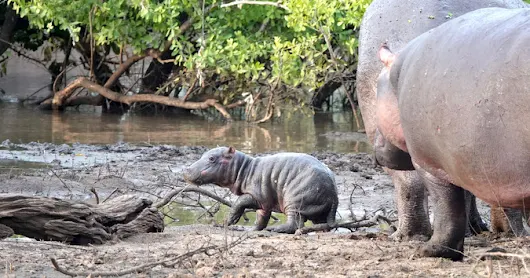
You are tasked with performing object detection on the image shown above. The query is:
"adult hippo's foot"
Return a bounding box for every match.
[387,169,432,241]
[465,191,489,236]
[416,167,466,261]
[490,205,528,237]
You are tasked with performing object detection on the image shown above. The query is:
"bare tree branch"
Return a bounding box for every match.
[221,1,290,11]
[155,185,233,208]
[46,77,238,119]
[295,213,396,234]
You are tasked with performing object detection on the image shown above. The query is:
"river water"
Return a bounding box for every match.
[0,103,370,154]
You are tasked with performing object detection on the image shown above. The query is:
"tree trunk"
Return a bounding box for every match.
[0,6,19,56]
[141,49,176,94]
[311,80,342,109]
[0,194,164,245]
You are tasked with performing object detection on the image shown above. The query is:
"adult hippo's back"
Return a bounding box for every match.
[375,8,530,260]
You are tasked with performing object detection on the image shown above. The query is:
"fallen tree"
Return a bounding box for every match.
[0,194,164,244]
[44,76,246,120]
[36,49,246,120]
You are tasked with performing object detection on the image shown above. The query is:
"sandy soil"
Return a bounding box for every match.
[0,141,529,277]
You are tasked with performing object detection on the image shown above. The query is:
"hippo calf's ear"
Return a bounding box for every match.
[378,43,395,69]
[228,146,236,154]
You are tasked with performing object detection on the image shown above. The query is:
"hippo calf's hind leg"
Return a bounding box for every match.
[254,209,272,231]
[266,211,305,234]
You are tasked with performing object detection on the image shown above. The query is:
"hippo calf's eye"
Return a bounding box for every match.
[209,156,216,162]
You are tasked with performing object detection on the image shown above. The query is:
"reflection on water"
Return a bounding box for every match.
[162,201,287,227]
[0,103,370,154]
[0,159,50,174]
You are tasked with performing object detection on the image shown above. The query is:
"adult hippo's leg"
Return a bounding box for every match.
[415,166,466,261]
[387,169,432,241]
[358,55,432,241]
[465,191,488,236]
[490,205,528,236]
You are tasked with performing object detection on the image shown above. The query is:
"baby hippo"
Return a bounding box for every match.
[183,146,338,233]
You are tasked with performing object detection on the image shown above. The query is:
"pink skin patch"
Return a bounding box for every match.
[378,44,395,69]
[200,170,208,176]
[376,85,408,152]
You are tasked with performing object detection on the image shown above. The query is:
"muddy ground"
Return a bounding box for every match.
[0,141,529,277]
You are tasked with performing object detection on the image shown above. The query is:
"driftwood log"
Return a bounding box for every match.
[0,194,164,245]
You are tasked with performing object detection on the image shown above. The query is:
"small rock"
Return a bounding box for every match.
[195,266,215,277]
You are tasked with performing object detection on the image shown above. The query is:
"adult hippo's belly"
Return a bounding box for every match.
[356,0,528,240]
[376,7,530,260]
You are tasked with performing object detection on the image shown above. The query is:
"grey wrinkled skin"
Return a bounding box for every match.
[356,0,527,241]
[375,8,530,260]
[183,147,338,233]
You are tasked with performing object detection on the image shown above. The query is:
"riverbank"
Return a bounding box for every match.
[0,142,527,277]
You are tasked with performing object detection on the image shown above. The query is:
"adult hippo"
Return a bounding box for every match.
[374,7,530,260]
[183,146,338,233]
[356,0,528,240]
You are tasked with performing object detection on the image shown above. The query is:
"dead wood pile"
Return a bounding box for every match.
[0,194,164,244]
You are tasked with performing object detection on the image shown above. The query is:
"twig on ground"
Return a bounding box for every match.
[101,188,119,203]
[49,169,72,194]
[295,212,397,235]
[50,233,248,276]
[471,250,530,275]
[90,187,100,204]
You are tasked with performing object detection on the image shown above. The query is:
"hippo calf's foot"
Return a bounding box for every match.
[227,194,263,227]
[265,212,305,234]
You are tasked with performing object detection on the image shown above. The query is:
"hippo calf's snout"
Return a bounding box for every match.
[182,146,339,233]
[182,166,205,185]
[182,168,192,182]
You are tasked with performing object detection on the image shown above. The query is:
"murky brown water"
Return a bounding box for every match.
[0,103,370,154]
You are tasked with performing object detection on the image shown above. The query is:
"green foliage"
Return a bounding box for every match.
[9,0,372,118]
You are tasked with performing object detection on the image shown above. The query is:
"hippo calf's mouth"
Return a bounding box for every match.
[182,169,202,185]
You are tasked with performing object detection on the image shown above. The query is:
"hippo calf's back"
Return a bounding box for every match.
[254,153,336,196]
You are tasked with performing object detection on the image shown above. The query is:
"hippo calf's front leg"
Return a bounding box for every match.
[227,194,272,231]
